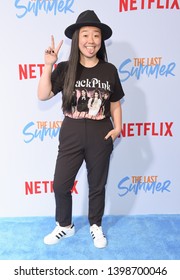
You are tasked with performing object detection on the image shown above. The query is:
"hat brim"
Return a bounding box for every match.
[65,22,112,40]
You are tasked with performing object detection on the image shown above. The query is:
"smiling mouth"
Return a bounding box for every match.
[86,46,95,54]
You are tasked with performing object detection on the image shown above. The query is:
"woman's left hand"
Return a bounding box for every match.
[104,129,120,142]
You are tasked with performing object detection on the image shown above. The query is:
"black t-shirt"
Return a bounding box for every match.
[51,60,124,120]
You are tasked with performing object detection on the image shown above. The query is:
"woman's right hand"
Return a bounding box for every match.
[44,35,63,65]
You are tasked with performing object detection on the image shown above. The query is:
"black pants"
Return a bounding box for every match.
[53,116,113,227]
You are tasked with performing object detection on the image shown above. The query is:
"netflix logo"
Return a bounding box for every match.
[18,64,57,80]
[25,180,78,195]
[121,122,173,137]
[119,0,180,12]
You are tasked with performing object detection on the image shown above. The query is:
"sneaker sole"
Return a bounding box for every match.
[94,240,107,249]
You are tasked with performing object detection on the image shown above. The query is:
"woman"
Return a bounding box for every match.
[38,10,125,248]
[88,89,102,117]
[77,88,89,117]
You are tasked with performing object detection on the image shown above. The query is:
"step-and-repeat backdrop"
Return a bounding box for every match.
[1,0,180,217]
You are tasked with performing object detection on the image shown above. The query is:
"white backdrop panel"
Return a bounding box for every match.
[0,0,179,217]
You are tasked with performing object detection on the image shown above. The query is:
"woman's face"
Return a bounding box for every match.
[95,91,99,97]
[79,26,101,60]
[82,90,86,96]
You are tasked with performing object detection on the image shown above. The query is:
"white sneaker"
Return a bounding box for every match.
[44,223,75,245]
[90,224,107,248]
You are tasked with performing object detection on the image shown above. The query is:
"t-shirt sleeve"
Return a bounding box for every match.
[110,66,125,102]
[51,61,67,95]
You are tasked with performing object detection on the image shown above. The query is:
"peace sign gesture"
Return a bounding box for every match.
[44,35,63,65]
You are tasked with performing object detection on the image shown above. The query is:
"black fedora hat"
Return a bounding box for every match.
[64,10,112,40]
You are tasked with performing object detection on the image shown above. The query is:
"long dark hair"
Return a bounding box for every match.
[62,29,108,113]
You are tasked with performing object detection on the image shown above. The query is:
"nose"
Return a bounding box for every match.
[87,34,94,43]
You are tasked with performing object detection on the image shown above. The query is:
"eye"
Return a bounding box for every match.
[94,33,100,38]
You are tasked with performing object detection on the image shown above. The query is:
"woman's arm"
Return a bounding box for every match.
[37,64,54,100]
[105,100,122,141]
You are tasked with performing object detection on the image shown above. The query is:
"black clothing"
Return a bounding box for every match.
[51,60,124,120]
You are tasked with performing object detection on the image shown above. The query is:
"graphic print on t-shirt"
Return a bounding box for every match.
[52,60,124,119]
[66,88,110,120]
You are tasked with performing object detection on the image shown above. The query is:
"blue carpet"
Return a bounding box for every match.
[0,215,179,260]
